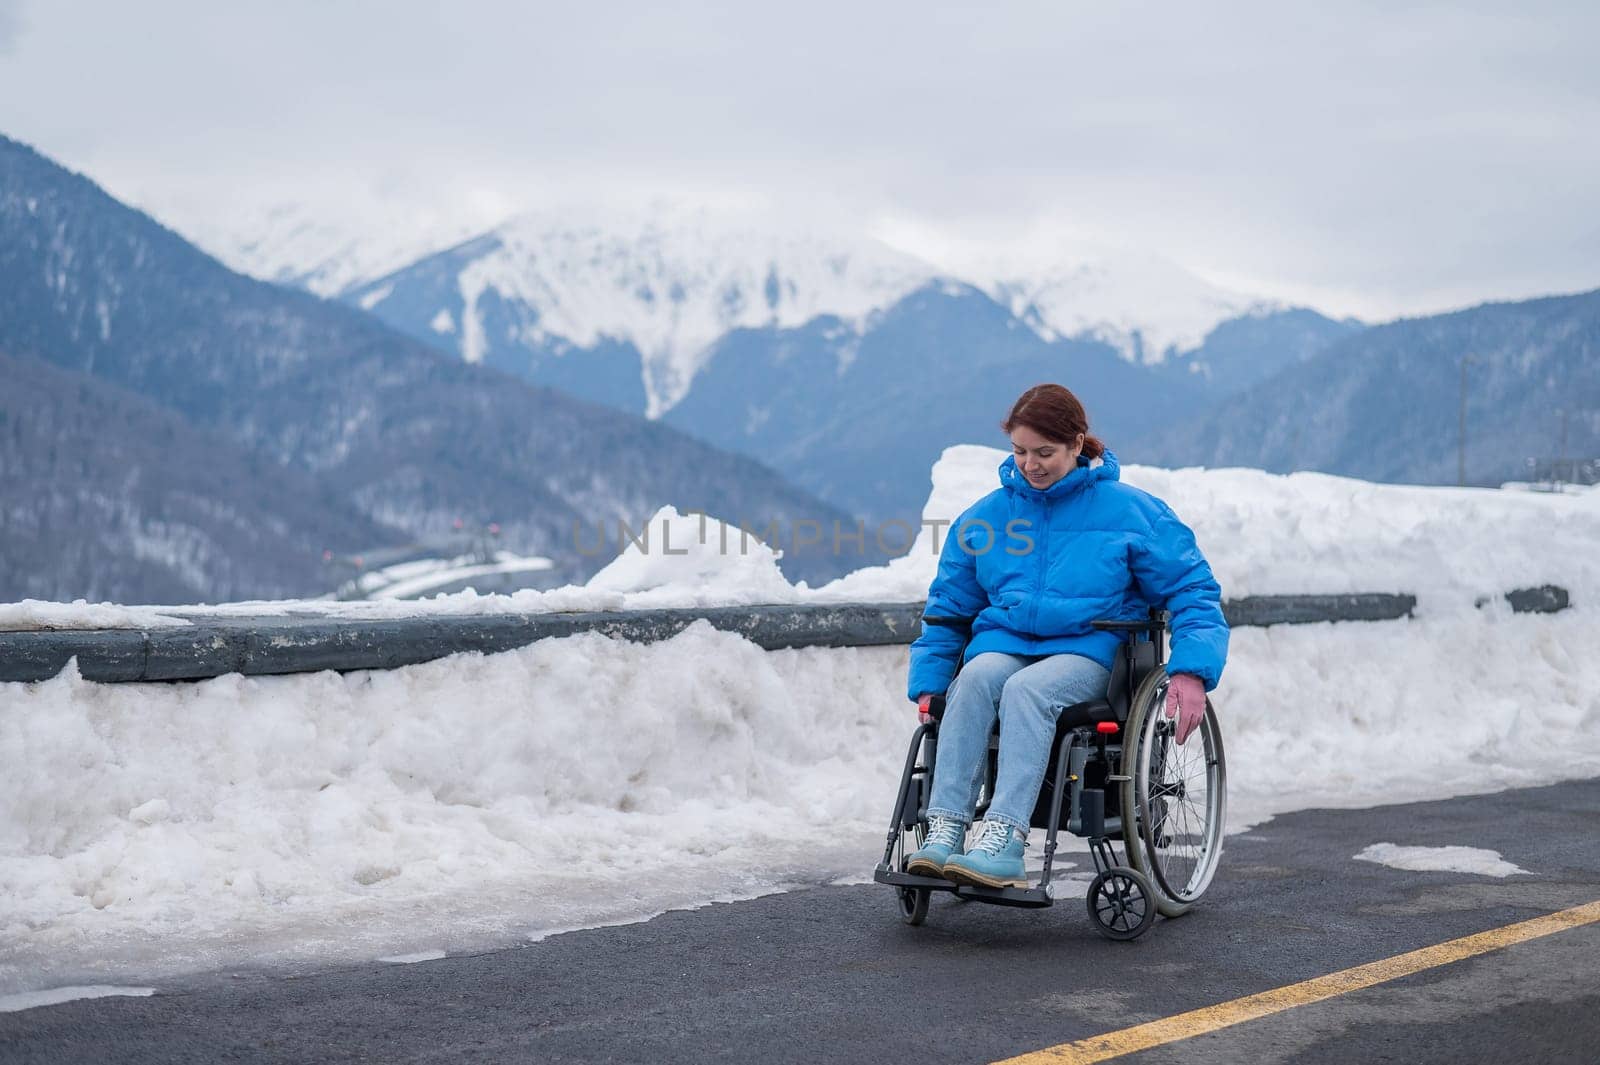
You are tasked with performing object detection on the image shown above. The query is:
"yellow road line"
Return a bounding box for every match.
[994,898,1600,1065]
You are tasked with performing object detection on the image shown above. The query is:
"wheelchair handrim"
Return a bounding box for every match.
[1129,675,1227,905]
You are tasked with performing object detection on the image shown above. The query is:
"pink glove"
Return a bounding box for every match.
[1164,673,1207,744]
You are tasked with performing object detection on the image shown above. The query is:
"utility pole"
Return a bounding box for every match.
[1458,354,1478,487]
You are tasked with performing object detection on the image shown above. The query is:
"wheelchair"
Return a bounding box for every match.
[872,609,1227,941]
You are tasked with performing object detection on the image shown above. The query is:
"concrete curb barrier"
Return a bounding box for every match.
[1222,593,1415,627]
[0,603,924,685]
[0,589,1566,685]
[1492,584,1569,614]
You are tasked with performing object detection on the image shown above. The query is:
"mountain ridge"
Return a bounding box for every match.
[0,349,392,603]
[175,200,1328,408]
[0,133,882,600]
[1139,285,1600,485]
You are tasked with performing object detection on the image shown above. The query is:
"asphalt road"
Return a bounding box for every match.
[5,779,1599,1064]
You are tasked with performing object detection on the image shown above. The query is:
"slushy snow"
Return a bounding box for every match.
[1354,844,1533,878]
[0,985,155,1013]
[3,450,1599,995]
[377,950,448,965]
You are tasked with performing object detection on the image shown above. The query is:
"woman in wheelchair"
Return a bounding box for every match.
[905,383,1229,891]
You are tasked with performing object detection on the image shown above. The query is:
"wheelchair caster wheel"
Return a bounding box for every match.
[1086,866,1156,941]
[897,886,930,926]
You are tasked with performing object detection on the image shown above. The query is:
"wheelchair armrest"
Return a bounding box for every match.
[1090,608,1171,636]
[1090,619,1160,634]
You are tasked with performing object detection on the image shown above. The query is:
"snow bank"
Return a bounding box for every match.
[0,627,907,993]
[586,506,806,607]
[3,453,1599,993]
[821,448,1600,606]
[4,609,1598,994]
[10,448,1596,631]
[1120,465,1600,606]
[0,601,188,632]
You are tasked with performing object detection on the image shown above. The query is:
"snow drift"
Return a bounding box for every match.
[3,451,1598,994]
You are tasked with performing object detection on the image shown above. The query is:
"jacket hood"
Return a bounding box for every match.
[999,449,1121,501]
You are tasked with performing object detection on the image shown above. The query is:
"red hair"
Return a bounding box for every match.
[1002,384,1105,459]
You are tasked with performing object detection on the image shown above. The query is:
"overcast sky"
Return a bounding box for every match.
[3,0,1596,319]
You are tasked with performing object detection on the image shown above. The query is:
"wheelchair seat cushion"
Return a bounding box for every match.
[1057,698,1116,728]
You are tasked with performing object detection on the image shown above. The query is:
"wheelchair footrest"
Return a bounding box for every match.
[875,865,1054,908]
[951,883,1053,909]
[874,865,960,892]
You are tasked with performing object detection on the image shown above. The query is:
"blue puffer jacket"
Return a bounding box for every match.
[907,450,1228,701]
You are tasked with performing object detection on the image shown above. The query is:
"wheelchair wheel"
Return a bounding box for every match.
[892,820,932,924]
[1086,867,1156,940]
[897,885,931,925]
[1119,670,1227,918]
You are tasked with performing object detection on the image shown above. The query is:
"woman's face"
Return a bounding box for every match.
[1010,424,1084,490]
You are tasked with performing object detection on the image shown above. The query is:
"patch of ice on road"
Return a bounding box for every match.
[0,985,155,1012]
[377,950,447,964]
[1354,843,1533,878]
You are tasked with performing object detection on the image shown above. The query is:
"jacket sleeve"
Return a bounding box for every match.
[906,520,989,701]
[1130,507,1229,691]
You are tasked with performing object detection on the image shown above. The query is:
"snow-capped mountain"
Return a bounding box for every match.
[156,197,1367,525]
[958,247,1279,363]
[349,206,939,417]
[160,199,491,298]
[201,202,1295,415]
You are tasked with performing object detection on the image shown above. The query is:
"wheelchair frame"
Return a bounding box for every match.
[871,608,1227,941]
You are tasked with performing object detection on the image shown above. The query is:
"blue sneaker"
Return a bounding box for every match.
[941,820,1028,888]
[905,815,965,878]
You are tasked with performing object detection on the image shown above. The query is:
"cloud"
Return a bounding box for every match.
[0,0,24,55]
[0,0,1596,319]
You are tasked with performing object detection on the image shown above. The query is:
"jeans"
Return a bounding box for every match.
[926,651,1112,833]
